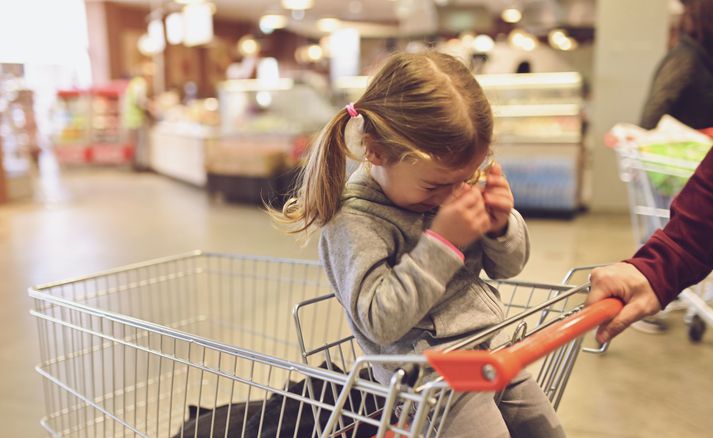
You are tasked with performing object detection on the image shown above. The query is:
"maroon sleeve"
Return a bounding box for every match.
[625,147,713,307]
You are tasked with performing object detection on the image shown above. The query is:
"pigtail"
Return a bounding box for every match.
[270,108,353,238]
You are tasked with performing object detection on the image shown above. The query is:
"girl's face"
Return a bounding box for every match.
[369,149,489,213]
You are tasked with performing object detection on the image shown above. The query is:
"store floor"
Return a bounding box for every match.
[2,162,712,437]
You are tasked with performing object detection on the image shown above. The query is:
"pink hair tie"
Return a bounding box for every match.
[345,102,359,118]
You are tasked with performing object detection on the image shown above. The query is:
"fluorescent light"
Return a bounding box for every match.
[317,18,341,32]
[502,8,522,23]
[548,29,578,51]
[238,35,260,56]
[281,0,314,10]
[259,14,288,34]
[473,34,494,53]
[509,29,537,51]
[183,3,213,46]
[559,37,577,51]
[148,19,166,52]
[476,72,582,88]
[166,13,184,44]
[138,33,160,56]
[306,44,323,61]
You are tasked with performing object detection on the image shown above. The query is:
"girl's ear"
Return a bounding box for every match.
[363,135,387,166]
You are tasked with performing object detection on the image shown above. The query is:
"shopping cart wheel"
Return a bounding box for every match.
[688,315,706,343]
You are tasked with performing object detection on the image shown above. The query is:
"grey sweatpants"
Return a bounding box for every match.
[438,370,566,438]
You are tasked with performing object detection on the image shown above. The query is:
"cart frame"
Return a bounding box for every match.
[30,251,611,438]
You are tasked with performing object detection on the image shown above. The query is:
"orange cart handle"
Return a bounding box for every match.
[425,298,623,392]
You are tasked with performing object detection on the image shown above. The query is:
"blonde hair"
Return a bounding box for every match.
[272,51,493,236]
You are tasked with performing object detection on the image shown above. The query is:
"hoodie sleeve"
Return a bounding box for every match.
[319,212,463,345]
[480,210,530,279]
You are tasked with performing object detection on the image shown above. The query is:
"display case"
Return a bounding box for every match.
[207,79,335,204]
[53,82,133,165]
[478,72,585,213]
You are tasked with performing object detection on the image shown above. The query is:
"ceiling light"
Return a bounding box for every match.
[306,44,323,62]
[509,29,537,51]
[183,2,214,46]
[148,19,166,52]
[237,35,260,57]
[317,18,341,33]
[281,0,314,10]
[473,34,495,53]
[548,29,578,51]
[166,12,184,45]
[259,14,288,34]
[502,8,522,24]
[138,33,161,56]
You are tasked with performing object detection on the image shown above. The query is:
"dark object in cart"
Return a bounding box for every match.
[207,167,301,209]
[172,362,392,438]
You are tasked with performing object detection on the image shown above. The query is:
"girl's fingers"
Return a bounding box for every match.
[487,200,513,213]
[487,162,503,177]
[443,183,471,205]
[485,175,509,189]
[484,193,515,210]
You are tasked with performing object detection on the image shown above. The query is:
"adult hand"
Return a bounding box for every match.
[482,163,514,237]
[587,263,662,344]
[430,184,491,247]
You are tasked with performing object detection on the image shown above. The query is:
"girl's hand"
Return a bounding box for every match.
[430,184,491,247]
[482,163,514,237]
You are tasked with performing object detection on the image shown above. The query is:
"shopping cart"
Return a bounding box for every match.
[613,140,713,342]
[30,251,618,437]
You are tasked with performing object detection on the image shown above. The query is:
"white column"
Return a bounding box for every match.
[589,0,670,211]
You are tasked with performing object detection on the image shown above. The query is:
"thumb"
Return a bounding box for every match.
[595,303,641,344]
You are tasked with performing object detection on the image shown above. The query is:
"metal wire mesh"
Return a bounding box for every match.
[31,251,591,438]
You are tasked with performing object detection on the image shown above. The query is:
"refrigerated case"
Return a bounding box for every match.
[53,82,133,165]
[478,72,585,213]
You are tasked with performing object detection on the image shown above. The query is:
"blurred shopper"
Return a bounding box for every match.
[640,0,713,129]
[122,63,154,171]
[587,147,713,343]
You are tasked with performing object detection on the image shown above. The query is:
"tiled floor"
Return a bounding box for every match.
[2,163,711,437]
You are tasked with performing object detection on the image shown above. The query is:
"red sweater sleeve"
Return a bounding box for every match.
[625,147,713,307]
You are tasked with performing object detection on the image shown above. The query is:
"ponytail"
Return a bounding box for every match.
[270,108,352,237]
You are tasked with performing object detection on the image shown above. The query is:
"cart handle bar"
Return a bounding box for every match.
[424,298,623,392]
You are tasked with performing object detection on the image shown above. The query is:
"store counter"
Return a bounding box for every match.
[149,121,216,186]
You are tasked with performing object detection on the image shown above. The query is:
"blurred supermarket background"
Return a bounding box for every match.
[1,0,712,437]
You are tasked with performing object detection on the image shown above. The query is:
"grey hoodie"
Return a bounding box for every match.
[318,166,530,383]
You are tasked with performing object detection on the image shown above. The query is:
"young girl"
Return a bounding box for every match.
[276,52,565,437]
